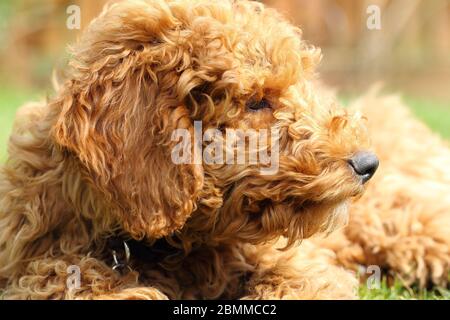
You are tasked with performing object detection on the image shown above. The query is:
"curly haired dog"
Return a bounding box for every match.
[0,0,448,299]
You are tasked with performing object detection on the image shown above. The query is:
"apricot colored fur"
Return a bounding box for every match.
[0,0,448,299]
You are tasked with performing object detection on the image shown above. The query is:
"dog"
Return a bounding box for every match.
[0,0,448,299]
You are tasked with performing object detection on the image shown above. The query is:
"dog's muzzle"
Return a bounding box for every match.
[348,151,379,184]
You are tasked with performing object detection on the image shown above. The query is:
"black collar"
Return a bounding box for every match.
[106,236,180,272]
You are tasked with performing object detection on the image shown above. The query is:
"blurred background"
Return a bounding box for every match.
[0,0,449,162]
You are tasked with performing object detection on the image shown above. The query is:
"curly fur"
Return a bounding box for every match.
[0,0,448,299]
[314,90,450,288]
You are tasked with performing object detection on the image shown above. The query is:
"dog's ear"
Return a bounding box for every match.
[51,1,205,240]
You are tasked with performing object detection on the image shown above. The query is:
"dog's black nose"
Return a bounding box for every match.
[348,151,379,183]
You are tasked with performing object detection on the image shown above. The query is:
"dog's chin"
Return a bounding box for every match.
[296,199,350,232]
[295,181,362,234]
[321,200,350,232]
[263,198,350,245]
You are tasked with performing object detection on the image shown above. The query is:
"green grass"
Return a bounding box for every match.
[0,86,42,161]
[404,96,450,140]
[359,278,450,300]
[0,87,449,299]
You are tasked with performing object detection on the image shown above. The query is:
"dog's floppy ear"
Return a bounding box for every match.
[52,1,204,239]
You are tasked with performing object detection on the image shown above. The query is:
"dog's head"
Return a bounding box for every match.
[52,0,378,246]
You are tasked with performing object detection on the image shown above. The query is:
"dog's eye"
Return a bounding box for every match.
[246,98,271,111]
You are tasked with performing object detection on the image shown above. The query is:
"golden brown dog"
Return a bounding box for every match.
[0,0,448,299]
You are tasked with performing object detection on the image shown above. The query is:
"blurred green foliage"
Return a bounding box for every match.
[405,96,450,139]
[0,0,15,51]
[0,87,41,162]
